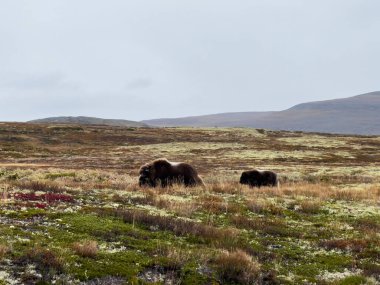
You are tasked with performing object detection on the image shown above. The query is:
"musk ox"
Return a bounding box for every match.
[139,158,204,187]
[239,170,278,188]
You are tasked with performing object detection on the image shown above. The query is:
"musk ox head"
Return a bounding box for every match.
[239,171,249,184]
[239,170,261,187]
[138,164,156,187]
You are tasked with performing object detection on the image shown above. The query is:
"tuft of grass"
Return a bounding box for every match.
[72,240,98,258]
[154,246,193,271]
[298,200,322,214]
[213,249,261,285]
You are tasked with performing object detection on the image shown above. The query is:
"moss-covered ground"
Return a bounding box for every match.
[0,123,379,284]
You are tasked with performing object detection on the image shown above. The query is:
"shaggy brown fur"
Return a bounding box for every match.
[239,170,278,188]
[139,158,204,187]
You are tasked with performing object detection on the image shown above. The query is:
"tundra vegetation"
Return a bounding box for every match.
[0,123,379,284]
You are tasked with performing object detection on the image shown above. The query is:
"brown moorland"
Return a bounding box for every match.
[0,122,379,284]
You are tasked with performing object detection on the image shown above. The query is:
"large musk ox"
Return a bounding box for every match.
[239,170,278,188]
[139,158,204,187]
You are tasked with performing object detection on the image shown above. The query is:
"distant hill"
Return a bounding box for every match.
[29,116,149,128]
[142,92,380,135]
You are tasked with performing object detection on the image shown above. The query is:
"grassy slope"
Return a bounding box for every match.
[0,123,379,284]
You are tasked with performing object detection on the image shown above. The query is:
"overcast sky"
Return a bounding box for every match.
[1,0,379,121]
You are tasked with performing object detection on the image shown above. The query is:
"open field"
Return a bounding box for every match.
[0,123,379,284]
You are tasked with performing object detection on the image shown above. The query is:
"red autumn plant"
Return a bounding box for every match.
[34,203,48,209]
[14,201,48,209]
[14,192,74,203]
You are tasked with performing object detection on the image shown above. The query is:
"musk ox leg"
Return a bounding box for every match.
[249,179,260,188]
[184,176,197,187]
[160,179,169,188]
[183,179,193,187]
[148,179,157,187]
[184,176,205,187]
[160,178,176,188]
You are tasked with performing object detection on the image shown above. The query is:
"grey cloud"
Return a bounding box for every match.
[0,72,79,91]
[0,0,379,121]
[126,78,153,90]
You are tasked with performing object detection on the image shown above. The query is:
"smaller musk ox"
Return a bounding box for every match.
[240,170,278,188]
[139,158,204,187]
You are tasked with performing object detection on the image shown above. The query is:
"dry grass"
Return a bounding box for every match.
[243,182,380,202]
[152,246,194,271]
[0,244,10,260]
[297,200,322,214]
[319,239,374,253]
[14,180,66,193]
[1,186,9,202]
[72,240,98,258]
[208,182,243,195]
[126,189,199,217]
[163,200,199,217]
[128,189,158,206]
[213,249,261,285]
[197,195,227,215]
[231,215,301,238]
[330,186,380,201]
[247,199,284,215]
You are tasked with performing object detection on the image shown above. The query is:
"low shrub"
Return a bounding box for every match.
[213,249,261,284]
[319,239,371,253]
[72,240,98,258]
[16,246,64,282]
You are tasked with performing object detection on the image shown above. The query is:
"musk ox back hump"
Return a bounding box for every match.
[239,169,278,188]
